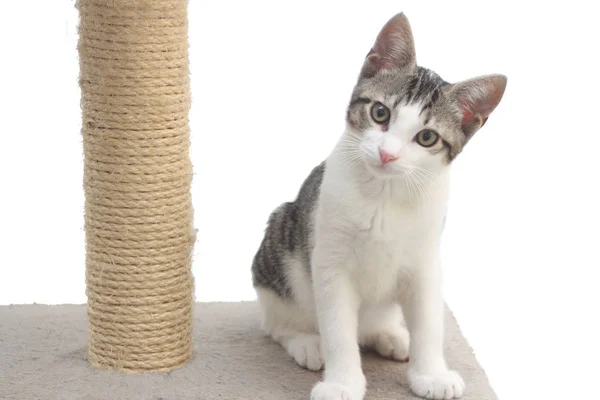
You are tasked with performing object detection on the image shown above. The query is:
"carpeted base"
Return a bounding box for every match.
[0,302,496,400]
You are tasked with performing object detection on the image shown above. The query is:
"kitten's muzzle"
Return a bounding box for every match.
[379,148,399,164]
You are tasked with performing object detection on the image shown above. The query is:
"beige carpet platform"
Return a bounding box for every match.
[0,302,497,400]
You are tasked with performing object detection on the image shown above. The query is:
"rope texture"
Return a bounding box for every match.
[77,0,195,372]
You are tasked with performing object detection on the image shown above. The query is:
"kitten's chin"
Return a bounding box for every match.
[364,160,408,180]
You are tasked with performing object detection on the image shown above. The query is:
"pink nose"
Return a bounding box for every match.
[379,149,398,164]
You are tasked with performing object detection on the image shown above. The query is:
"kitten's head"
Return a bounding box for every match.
[345,13,506,179]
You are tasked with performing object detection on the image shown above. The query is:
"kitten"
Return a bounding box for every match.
[251,12,506,400]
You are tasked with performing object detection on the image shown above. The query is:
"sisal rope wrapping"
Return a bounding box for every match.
[77,0,195,372]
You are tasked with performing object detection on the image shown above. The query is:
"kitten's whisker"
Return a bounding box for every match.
[335,146,361,152]
[341,135,362,145]
[335,150,363,159]
[404,175,417,208]
[336,151,361,160]
[410,176,422,209]
[335,151,363,166]
[412,168,434,190]
[395,161,436,181]
[402,177,411,207]
[411,166,436,180]
[338,137,359,143]
[411,172,431,205]
[336,144,361,151]
[413,168,436,180]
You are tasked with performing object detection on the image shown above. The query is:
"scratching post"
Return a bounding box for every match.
[77,0,195,372]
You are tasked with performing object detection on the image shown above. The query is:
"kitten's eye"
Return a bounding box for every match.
[416,129,439,147]
[371,102,390,124]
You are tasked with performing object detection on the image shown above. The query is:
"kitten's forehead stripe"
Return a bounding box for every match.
[392,96,403,109]
[404,75,420,104]
[409,67,448,109]
[350,97,372,107]
[421,87,443,115]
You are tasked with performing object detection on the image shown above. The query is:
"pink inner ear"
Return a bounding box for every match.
[459,85,503,126]
[365,48,398,71]
[455,75,506,131]
[460,100,475,125]
[461,108,473,125]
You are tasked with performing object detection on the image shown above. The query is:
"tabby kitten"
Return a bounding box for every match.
[251,12,506,400]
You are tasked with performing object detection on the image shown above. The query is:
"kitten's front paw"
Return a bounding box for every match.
[408,368,465,399]
[310,382,354,400]
[287,334,323,371]
[372,331,409,362]
[311,373,366,400]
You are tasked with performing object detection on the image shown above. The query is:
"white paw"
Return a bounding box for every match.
[286,334,323,371]
[311,372,366,400]
[310,382,354,400]
[408,368,465,399]
[372,330,409,362]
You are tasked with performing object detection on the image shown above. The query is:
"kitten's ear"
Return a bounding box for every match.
[446,74,507,137]
[360,13,416,79]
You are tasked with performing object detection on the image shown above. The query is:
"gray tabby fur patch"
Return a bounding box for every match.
[251,163,324,298]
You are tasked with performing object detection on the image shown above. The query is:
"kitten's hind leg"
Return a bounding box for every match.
[255,288,323,371]
[359,303,410,362]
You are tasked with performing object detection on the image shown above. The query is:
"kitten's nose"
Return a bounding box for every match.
[379,148,398,164]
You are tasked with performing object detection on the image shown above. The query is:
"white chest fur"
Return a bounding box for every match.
[315,160,449,305]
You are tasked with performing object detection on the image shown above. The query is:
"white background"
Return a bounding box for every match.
[1,1,599,399]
